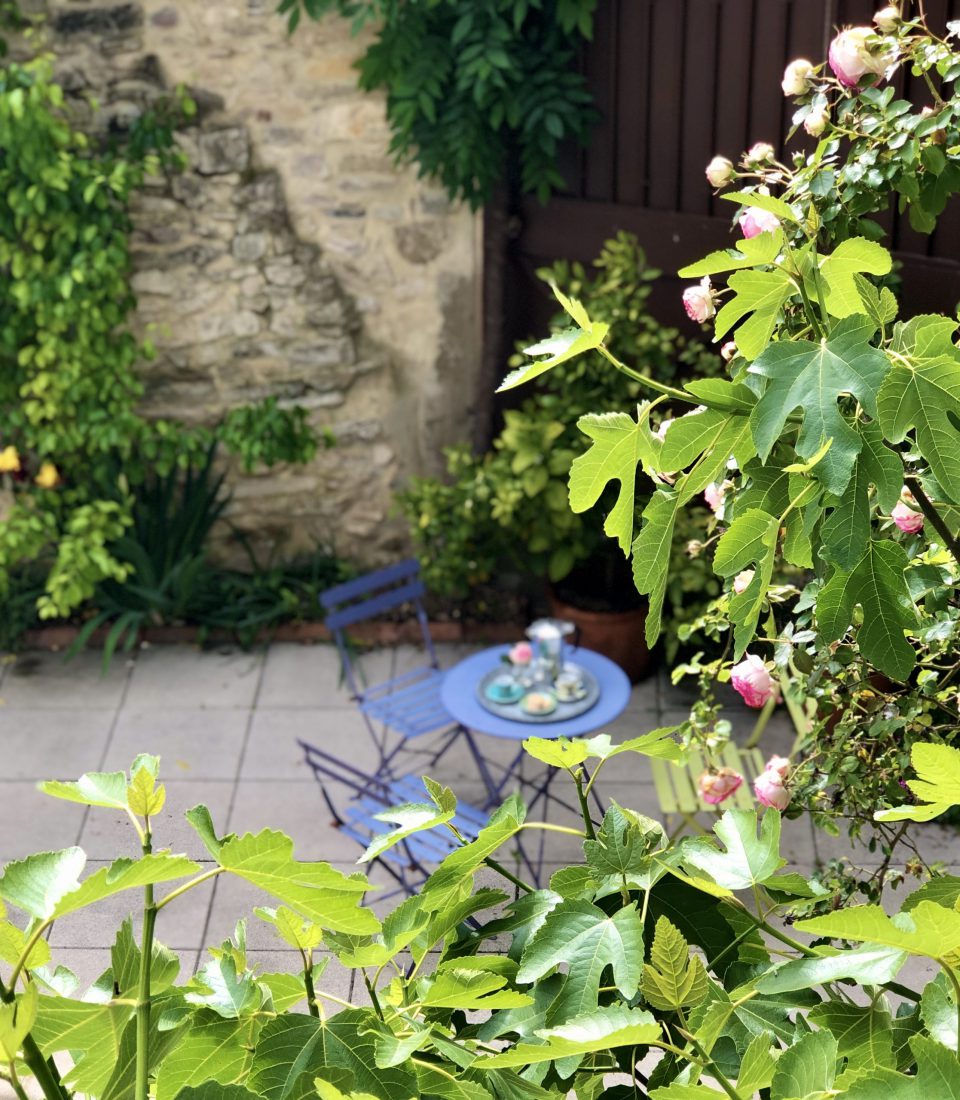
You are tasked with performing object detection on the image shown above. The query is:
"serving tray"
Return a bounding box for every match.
[476,662,600,724]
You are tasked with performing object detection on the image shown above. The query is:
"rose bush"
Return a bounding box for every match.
[498,7,960,903]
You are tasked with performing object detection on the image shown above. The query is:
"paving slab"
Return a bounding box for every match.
[105,706,251,779]
[1,650,131,710]
[0,708,115,780]
[0,781,88,857]
[258,642,352,707]
[125,645,262,709]
[243,706,383,780]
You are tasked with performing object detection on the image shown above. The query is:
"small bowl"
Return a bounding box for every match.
[521,690,557,716]
[485,676,524,705]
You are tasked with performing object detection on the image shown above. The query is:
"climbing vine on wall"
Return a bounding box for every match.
[279,0,598,206]
[0,53,317,621]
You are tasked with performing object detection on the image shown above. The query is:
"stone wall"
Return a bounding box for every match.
[38,0,483,566]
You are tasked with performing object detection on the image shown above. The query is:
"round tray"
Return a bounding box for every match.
[476,662,600,724]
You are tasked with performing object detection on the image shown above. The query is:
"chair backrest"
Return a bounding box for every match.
[320,558,437,696]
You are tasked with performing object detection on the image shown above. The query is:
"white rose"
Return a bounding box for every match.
[782,59,814,96]
[705,155,734,188]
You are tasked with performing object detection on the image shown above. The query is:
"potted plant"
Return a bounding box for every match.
[401,234,721,680]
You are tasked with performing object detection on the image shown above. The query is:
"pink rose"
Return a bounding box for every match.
[509,642,533,665]
[682,277,715,323]
[764,755,791,780]
[730,654,778,708]
[699,767,744,806]
[706,156,734,188]
[829,27,894,88]
[704,481,726,516]
[892,500,924,533]
[782,59,814,96]
[733,569,755,595]
[740,206,781,239]
[754,769,791,811]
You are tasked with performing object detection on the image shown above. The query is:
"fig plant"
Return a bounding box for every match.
[2,744,960,1099]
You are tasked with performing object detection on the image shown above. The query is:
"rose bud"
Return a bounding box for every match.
[682,277,716,323]
[892,500,924,533]
[873,5,900,32]
[829,26,895,88]
[804,106,830,136]
[720,341,738,362]
[754,769,791,811]
[739,206,781,238]
[699,767,744,806]
[705,155,734,188]
[745,141,775,165]
[782,58,814,96]
[764,755,791,780]
[730,654,779,708]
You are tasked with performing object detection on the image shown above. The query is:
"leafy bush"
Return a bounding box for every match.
[3,742,960,1098]
[400,234,720,652]
[499,10,960,900]
[278,0,598,205]
[0,54,318,630]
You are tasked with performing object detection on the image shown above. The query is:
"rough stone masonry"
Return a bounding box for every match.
[37,0,483,567]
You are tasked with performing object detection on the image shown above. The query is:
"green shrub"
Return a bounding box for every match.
[400,234,720,653]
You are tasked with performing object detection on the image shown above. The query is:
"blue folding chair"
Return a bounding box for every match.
[299,739,526,897]
[320,559,465,777]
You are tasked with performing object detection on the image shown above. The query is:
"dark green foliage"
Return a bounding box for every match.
[278,0,598,205]
[70,447,350,665]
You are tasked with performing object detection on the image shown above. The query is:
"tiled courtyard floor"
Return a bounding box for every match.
[0,641,955,1008]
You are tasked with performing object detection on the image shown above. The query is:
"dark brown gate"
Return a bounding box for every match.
[483,0,960,414]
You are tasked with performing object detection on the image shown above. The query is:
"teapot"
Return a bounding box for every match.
[525,618,577,683]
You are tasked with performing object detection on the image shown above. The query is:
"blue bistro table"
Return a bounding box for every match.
[440,644,631,809]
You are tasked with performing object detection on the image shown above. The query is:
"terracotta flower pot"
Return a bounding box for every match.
[548,588,652,684]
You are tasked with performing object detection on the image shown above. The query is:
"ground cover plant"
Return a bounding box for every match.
[500,5,960,905]
[3,743,960,1099]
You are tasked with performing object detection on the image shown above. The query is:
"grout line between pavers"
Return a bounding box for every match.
[193,649,268,970]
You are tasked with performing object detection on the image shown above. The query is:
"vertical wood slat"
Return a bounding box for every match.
[713,0,753,164]
[749,0,790,152]
[680,0,721,215]
[614,0,652,205]
[582,0,619,201]
[646,0,687,210]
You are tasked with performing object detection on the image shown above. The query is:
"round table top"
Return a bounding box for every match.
[440,645,631,741]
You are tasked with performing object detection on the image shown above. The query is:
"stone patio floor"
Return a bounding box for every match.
[0,641,955,1009]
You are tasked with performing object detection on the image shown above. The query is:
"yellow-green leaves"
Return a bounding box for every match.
[0,982,37,1064]
[474,1005,661,1069]
[0,847,86,922]
[714,267,796,361]
[796,900,960,961]
[641,917,709,1011]
[678,230,784,278]
[568,409,658,552]
[819,237,893,318]
[682,809,787,891]
[41,754,165,825]
[217,830,377,936]
[875,742,960,823]
[713,508,780,656]
[498,284,609,392]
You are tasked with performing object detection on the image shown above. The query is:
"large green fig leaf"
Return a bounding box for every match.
[749,314,889,495]
[681,810,787,891]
